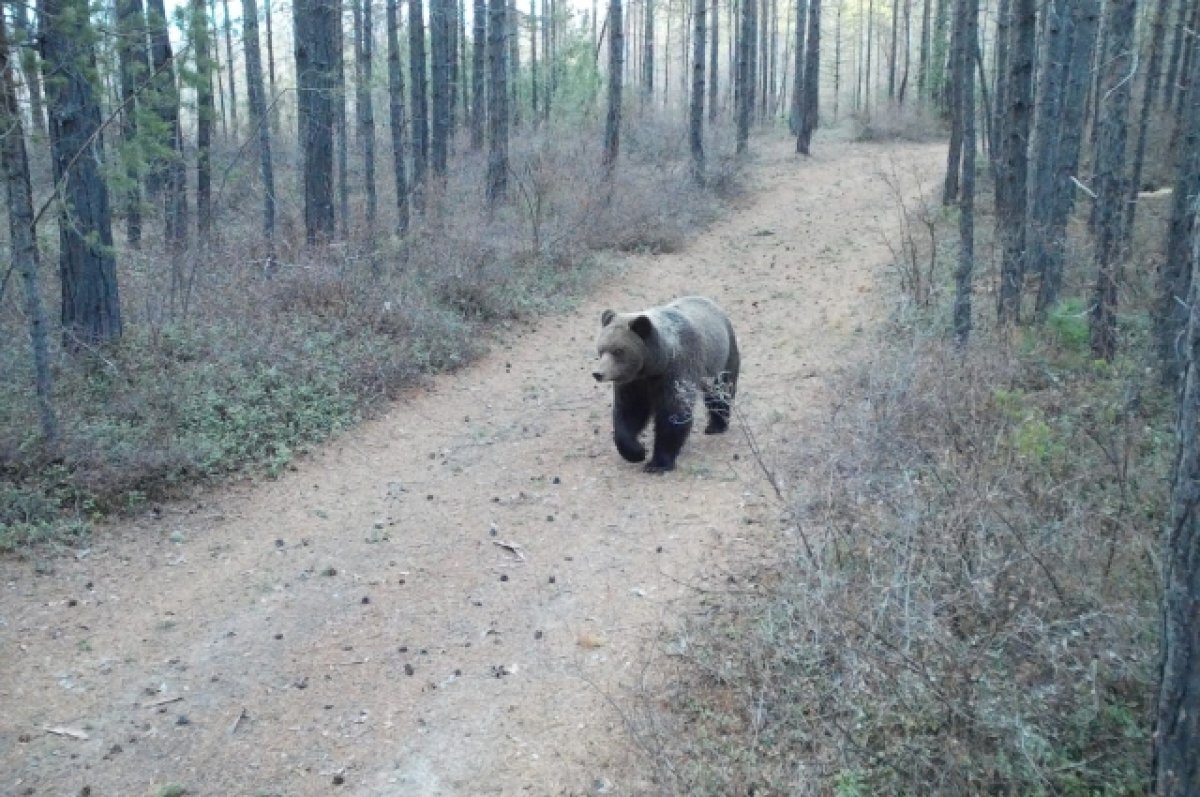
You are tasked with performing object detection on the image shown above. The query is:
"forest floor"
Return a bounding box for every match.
[1,134,945,796]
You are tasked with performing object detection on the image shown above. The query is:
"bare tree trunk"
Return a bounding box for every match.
[898,0,910,102]
[294,0,337,243]
[1155,186,1200,797]
[1024,0,1066,286]
[644,0,655,98]
[1124,0,1172,240]
[508,0,520,127]
[473,0,487,147]
[264,0,277,131]
[953,0,977,344]
[147,0,189,253]
[0,13,56,442]
[9,1,46,135]
[487,0,509,202]
[222,0,238,136]
[410,0,429,204]
[39,0,122,347]
[888,0,898,98]
[604,0,624,169]
[448,0,459,135]
[1034,0,1100,315]
[359,0,377,226]
[737,0,754,150]
[789,0,808,133]
[942,0,963,204]
[931,0,949,107]
[1159,30,1200,384]
[531,0,539,120]
[335,0,349,237]
[918,0,931,96]
[431,0,450,175]
[1087,0,1136,361]
[115,0,149,248]
[210,0,228,138]
[709,0,719,120]
[243,0,277,255]
[386,0,409,232]
[690,0,707,181]
[796,0,819,152]
[193,0,214,237]
[1163,0,1191,110]
[995,0,1035,325]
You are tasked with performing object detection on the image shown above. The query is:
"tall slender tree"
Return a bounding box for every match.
[357,0,377,226]
[487,0,509,201]
[1024,0,1066,284]
[1124,0,1172,241]
[690,0,707,181]
[604,0,624,169]
[410,0,430,202]
[431,0,450,176]
[222,0,238,135]
[146,0,188,252]
[952,0,977,344]
[1,13,56,441]
[192,0,215,237]
[1087,0,1136,360]
[736,0,754,151]
[472,0,487,147]
[789,0,808,133]
[995,0,1035,324]
[39,0,122,347]
[796,0,819,152]
[244,0,277,254]
[9,0,46,135]
[643,0,655,99]
[708,0,719,121]
[294,0,337,242]
[386,0,410,232]
[115,0,149,248]
[335,0,349,237]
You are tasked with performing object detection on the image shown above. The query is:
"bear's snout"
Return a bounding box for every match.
[592,371,605,382]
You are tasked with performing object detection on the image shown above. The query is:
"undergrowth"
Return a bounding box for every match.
[645,170,1166,795]
[0,116,738,553]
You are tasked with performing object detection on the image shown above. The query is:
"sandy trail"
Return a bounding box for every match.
[1,136,945,796]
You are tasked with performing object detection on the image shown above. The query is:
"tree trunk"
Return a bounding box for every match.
[1163,0,1191,110]
[531,0,539,120]
[1087,0,1136,361]
[0,13,56,442]
[918,0,931,96]
[386,0,410,232]
[737,0,753,150]
[9,1,46,136]
[193,0,215,237]
[147,0,189,252]
[265,0,278,131]
[796,0,819,152]
[359,0,377,225]
[931,0,949,108]
[644,0,655,99]
[690,0,707,182]
[473,0,487,147]
[953,0,978,344]
[508,0,520,127]
[294,0,337,243]
[789,0,808,133]
[1024,0,1066,286]
[487,0,509,202]
[1159,30,1200,384]
[995,0,1035,325]
[447,0,459,135]
[1154,189,1200,797]
[1125,0,1172,240]
[1033,0,1099,315]
[410,0,430,202]
[942,0,963,204]
[210,0,228,138]
[335,0,349,237]
[222,0,238,135]
[603,0,624,169]
[888,0,898,98]
[115,0,149,248]
[709,0,719,120]
[431,0,450,176]
[243,0,277,254]
[39,0,122,348]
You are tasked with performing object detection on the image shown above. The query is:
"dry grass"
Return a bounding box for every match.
[0,115,737,551]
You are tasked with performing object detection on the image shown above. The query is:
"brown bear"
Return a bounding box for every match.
[592,296,739,473]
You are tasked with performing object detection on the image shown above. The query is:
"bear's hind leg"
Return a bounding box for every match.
[703,373,735,434]
[614,383,653,463]
[646,403,694,473]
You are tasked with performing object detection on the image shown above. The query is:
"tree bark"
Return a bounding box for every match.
[789,0,808,134]
[995,0,1035,325]
[193,0,215,237]
[531,0,539,120]
[643,0,655,99]
[1124,0,1172,240]
[709,0,719,121]
[1159,30,1200,384]
[431,0,450,176]
[473,0,487,147]
[1,13,56,442]
[265,0,278,131]
[941,0,963,204]
[796,0,819,152]
[690,0,707,182]
[294,0,337,243]
[147,0,188,252]
[335,0,349,237]
[1154,191,1200,797]
[386,0,410,232]
[603,0,624,170]
[1087,0,1136,361]
[1024,0,1066,284]
[953,0,977,344]
[115,0,149,248]
[918,0,931,96]
[410,0,430,203]
[360,0,377,225]
[487,0,509,202]
[222,0,238,135]
[508,0,520,127]
[736,0,754,150]
[9,1,46,135]
[243,0,277,254]
[39,0,122,348]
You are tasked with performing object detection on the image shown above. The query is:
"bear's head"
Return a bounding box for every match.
[593,309,655,384]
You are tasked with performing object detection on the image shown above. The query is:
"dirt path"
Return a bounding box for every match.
[1,136,945,797]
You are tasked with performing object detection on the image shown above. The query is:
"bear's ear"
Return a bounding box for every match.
[600,309,616,326]
[630,315,654,340]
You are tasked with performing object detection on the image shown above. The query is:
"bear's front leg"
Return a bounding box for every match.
[646,405,693,473]
[613,383,653,463]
